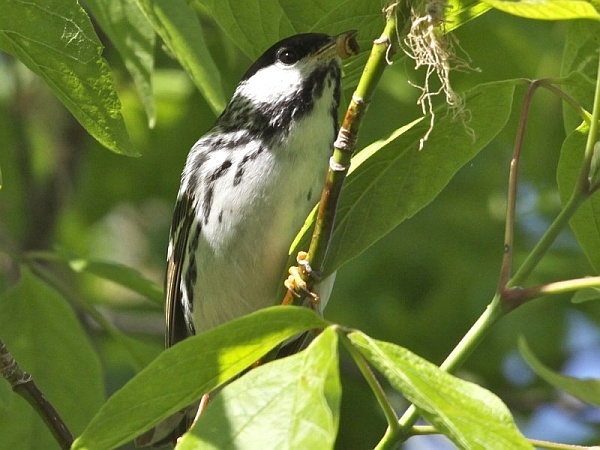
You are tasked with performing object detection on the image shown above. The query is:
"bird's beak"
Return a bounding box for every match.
[313,30,360,61]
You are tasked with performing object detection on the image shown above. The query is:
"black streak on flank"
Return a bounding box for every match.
[209,159,233,182]
[203,160,232,224]
[233,145,265,186]
[203,186,213,225]
[185,254,197,312]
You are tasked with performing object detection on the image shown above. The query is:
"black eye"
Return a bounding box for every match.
[276,48,299,65]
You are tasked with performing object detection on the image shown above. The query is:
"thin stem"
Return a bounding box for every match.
[409,425,438,436]
[283,6,402,305]
[375,427,401,450]
[308,14,399,270]
[337,329,401,433]
[498,80,539,290]
[528,438,600,450]
[518,275,600,301]
[0,341,73,449]
[505,63,600,297]
[577,55,600,191]
[538,81,592,126]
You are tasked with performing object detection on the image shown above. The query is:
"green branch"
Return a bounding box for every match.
[284,6,402,306]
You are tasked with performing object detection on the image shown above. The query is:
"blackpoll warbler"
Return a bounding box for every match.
[137,30,358,447]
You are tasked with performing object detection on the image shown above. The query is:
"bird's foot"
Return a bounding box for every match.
[284,251,320,306]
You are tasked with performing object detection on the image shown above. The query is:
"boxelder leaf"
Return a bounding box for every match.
[320,80,516,273]
[349,332,532,449]
[0,0,136,155]
[85,0,157,126]
[0,267,104,450]
[519,337,600,406]
[134,0,226,114]
[72,306,328,450]
[556,127,600,272]
[177,327,340,450]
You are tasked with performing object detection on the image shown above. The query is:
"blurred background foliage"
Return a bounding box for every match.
[0,3,599,449]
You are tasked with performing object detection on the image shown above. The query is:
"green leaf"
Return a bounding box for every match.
[30,250,163,305]
[196,0,296,59]
[561,20,599,132]
[0,267,104,449]
[557,127,600,272]
[280,1,383,89]
[571,287,600,303]
[178,327,341,450]
[0,0,136,155]
[134,0,226,114]
[482,0,600,20]
[196,1,381,91]
[72,306,328,450]
[349,332,532,450]
[70,258,163,305]
[109,331,162,372]
[85,0,157,127]
[446,0,491,32]
[314,80,516,273]
[196,1,488,94]
[519,337,600,406]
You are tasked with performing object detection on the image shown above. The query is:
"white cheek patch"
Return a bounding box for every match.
[235,55,327,107]
[236,63,302,105]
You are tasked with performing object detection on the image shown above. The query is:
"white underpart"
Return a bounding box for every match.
[183,56,340,333]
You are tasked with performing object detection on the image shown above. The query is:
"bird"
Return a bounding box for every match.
[136,30,358,447]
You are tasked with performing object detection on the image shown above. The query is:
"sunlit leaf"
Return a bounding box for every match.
[482,0,600,20]
[178,327,340,450]
[446,0,491,31]
[72,306,328,450]
[350,332,532,449]
[292,80,516,274]
[134,0,226,114]
[519,337,600,406]
[560,18,599,132]
[0,0,136,155]
[85,0,157,127]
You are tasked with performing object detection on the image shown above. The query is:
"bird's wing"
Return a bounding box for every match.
[165,191,194,348]
[135,192,196,447]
